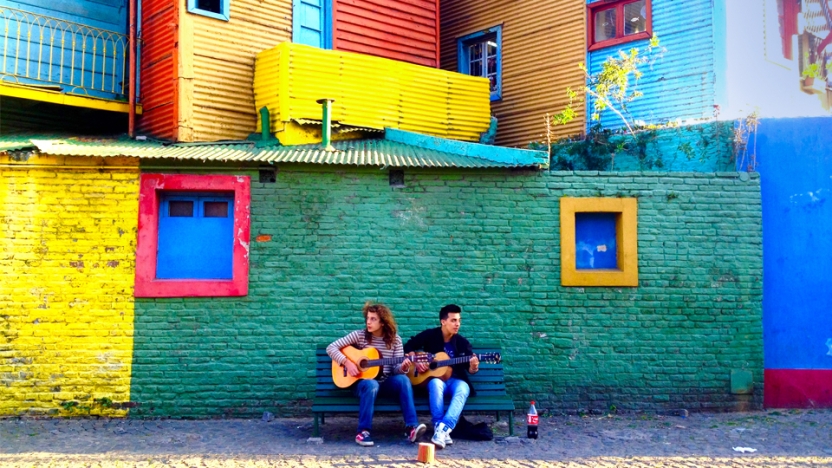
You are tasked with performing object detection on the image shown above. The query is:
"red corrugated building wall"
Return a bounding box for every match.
[334,0,439,68]
[137,0,178,140]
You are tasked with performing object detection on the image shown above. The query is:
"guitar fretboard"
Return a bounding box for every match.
[433,353,488,368]
[364,357,407,367]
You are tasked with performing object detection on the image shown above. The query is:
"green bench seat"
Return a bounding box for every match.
[312,344,516,436]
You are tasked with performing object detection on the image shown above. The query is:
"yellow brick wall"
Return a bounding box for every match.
[0,155,139,416]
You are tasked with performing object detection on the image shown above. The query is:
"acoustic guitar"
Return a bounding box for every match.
[332,346,434,388]
[407,352,502,387]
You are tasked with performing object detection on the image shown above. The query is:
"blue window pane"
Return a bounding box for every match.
[169,201,194,217]
[157,195,234,279]
[575,212,618,270]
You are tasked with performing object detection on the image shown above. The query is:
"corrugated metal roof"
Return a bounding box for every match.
[0,135,37,152]
[254,139,526,168]
[5,135,545,168]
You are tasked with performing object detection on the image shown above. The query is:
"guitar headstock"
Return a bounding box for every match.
[478,352,501,364]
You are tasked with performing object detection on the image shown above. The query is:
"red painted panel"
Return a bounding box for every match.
[137,0,178,140]
[764,369,832,408]
[334,0,438,68]
[135,174,251,298]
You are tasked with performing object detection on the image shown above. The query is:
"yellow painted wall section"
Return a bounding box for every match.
[185,0,293,142]
[0,156,139,416]
[254,42,492,144]
[440,0,587,147]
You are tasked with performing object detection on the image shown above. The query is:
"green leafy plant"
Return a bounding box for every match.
[550,34,662,135]
[803,61,821,79]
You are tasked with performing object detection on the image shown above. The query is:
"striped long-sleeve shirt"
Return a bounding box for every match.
[326,330,405,378]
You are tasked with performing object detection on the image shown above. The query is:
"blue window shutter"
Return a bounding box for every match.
[156,195,234,280]
[293,0,331,48]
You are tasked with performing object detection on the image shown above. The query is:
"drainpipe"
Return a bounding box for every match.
[260,107,270,141]
[128,0,137,137]
[316,98,335,151]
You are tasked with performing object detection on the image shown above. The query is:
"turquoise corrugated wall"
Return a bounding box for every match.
[587,0,717,128]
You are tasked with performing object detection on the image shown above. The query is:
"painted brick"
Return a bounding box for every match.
[129,168,762,417]
[0,156,139,416]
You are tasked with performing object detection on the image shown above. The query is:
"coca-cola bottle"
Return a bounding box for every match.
[527,400,538,439]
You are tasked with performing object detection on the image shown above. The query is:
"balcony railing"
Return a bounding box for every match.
[0,6,129,101]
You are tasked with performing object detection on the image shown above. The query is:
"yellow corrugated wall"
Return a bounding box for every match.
[183,0,293,142]
[440,0,587,147]
[0,156,139,416]
[254,42,492,143]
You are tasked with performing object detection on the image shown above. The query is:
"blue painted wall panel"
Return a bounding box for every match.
[587,0,716,129]
[759,117,832,369]
[157,196,235,280]
[0,0,127,33]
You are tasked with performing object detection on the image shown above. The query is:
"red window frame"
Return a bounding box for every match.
[135,173,251,298]
[587,0,652,51]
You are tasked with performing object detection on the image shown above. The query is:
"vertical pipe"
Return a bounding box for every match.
[316,98,335,151]
[128,0,137,137]
[260,107,270,141]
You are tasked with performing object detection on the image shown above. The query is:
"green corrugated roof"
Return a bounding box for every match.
[2,134,548,169]
[0,135,38,152]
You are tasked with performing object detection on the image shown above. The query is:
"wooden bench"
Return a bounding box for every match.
[312,344,516,437]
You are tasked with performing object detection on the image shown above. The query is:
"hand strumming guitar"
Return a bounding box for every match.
[408,352,430,373]
[344,359,360,377]
[400,357,413,373]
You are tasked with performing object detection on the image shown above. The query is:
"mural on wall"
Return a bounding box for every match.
[767,0,832,107]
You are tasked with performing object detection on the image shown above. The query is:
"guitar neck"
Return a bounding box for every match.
[364,356,406,368]
[434,354,482,367]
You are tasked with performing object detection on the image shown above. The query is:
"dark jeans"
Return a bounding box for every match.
[353,374,418,431]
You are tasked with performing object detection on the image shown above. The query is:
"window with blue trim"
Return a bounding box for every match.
[292,0,332,49]
[157,193,235,280]
[187,0,230,21]
[458,26,502,100]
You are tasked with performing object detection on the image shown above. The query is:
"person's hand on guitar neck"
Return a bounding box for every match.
[408,352,430,373]
[469,355,479,374]
[344,359,361,377]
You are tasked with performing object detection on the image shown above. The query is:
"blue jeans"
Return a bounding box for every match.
[427,377,470,429]
[353,374,418,431]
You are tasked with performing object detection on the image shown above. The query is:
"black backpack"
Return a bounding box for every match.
[452,415,494,441]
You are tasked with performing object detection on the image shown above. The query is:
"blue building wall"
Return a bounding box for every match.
[759,117,832,371]
[587,0,719,129]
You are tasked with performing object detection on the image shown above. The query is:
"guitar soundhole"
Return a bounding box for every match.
[429,362,438,370]
[358,359,369,370]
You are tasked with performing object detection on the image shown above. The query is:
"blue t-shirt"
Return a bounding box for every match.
[444,342,454,358]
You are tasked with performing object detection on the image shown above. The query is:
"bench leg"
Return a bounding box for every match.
[495,411,500,422]
[509,412,514,436]
[313,414,320,437]
[321,413,325,425]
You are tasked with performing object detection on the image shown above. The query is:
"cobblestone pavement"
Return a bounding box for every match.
[1,409,831,467]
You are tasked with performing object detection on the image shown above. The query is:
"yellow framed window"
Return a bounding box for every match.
[560,197,638,287]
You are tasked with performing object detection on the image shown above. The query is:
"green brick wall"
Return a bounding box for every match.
[130,168,762,417]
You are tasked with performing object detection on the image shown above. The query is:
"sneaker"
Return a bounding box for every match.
[406,423,426,443]
[444,430,453,445]
[431,422,448,449]
[355,430,374,447]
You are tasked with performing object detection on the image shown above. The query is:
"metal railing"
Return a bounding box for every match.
[0,6,128,98]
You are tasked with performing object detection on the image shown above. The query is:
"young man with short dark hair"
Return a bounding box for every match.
[404,304,479,449]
